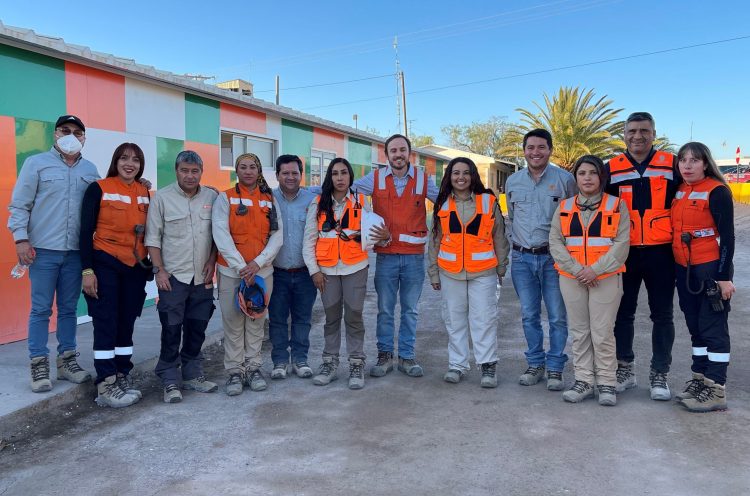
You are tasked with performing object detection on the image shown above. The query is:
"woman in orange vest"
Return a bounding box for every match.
[427,157,509,388]
[549,155,630,406]
[80,143,151,408]
[671,142,735,412]
[302,158,370,390]
[213,153,283,396]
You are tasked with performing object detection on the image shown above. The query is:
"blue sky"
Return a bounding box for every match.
[2,0,749,159]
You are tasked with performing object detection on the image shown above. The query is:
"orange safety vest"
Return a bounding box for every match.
[315,193,368,267]
[608,150,675,246]
[93,177,149,266]
[671,177,725,267]
[437,193,498,273]
[556,193,625,280]
[217,184,273,267]
[371,166,428,254]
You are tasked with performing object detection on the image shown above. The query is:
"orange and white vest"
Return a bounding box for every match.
[608,150,675,246]
[371,167,428,254]
[671,177,725,267]
[315,193,368,267]
[217,184,273,267]
[556,193,625,280]
[93,177,149,266]
[436,193,498,274]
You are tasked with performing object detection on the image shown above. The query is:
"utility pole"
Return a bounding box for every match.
[393,36,402,133]
[400,71,408,137]
[275,75,280,105]
[353,114,358,130]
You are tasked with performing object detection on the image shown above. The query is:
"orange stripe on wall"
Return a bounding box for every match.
[184,141,232,191]
[0,116,31,344]
[220,103,266,135]
[424,156,436,176]
[312,128,345,157]
[65,62,126,132]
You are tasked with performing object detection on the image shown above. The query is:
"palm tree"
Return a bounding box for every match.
[514,87,625,169]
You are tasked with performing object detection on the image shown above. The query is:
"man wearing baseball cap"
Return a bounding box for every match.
[8,115,99,392]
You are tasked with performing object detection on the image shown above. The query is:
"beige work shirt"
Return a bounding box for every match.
[303,192,370,277]
[211,190,283,280]
[549,192,631,277]
[144,182,218,285]
[427,193,510,284]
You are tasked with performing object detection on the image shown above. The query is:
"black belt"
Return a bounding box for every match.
[513,244,549,255]
[276,266,308,273]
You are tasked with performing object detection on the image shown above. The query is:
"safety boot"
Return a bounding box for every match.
[369,351,393,377]
[675,372,705,402]
[96,375,138,408]
[615,360,637,392]
[348,358,365,390]
[57,350,92,383]
[313,356,339,386]
[116,372,142,400]
[682,378,727,412]
[30,356,52,393]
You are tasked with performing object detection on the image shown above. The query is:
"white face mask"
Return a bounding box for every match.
[56,134,83,155]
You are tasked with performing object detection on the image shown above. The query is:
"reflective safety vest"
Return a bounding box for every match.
[436,193,498,274]
[608,150,675,246]
[671,177,724,267]
[556,193,625,280]
[93,177,149,266]
[315,193,368,267]
[371,166,428,254]
[217,184,273,267]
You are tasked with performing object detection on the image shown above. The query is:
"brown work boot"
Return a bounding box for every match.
[681,377,727,412]
[56,351,92,383]
[96,375,139,408]
[675,372,705,402]
[30,356,52,393]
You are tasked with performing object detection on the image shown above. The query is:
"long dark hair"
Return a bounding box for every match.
[317,157,355,221]
[677,142,728,187]
[432,157,492,239]
[106,143,145,180]
[235,153,272,195]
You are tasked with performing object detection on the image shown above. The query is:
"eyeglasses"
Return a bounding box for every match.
[56,127,84,138]
[321,218,361,242]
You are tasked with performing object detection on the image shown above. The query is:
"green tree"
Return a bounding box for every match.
[411,134,435,147]
[514,87,625,169]
[441,116,516,159]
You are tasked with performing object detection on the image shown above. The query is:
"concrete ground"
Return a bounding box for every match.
[1,206,750,495]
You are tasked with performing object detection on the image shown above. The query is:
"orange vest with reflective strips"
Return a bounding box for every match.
[93,177,149,267]
[371,167,428,255]
[315,193,368,267]
[436,193,498,274]
[556,193,625,280]
[671,178,724,267]
[217,184,272,267]
[608,150,675,246]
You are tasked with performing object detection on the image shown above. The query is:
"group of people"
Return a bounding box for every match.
[8,112,734,413]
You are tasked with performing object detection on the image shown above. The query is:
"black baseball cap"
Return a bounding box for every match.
[55,115,85,132]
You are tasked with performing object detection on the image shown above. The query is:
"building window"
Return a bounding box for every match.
[220,131,275,172]
[309,149,336,186]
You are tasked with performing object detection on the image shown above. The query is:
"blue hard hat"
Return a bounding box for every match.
[236,276,268,318]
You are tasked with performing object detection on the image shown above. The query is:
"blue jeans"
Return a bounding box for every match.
[28,249,82,359]
[374,253,425,360]
[510,250,568,371]
[268,268,317,365]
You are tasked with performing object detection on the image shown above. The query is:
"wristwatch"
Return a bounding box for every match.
[152,266,162,275]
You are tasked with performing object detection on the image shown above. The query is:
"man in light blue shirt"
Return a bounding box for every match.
[8,115,98,392]
[268,155,318,380]
[505,128,577,391]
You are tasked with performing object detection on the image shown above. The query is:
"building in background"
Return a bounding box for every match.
[0,22,450,345]
[418,144,514,194]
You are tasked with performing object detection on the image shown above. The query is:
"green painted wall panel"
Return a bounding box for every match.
[436,160,445,184]
[0,45,66,122]
[347,137,372,179]
[76,293,88,318]
[156,137,185,188]
[15,118,55,174]
[281,119,313,182]
[185,94,220,145]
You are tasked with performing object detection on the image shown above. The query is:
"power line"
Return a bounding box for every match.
[302,34,750,110]
[253,73,395,93]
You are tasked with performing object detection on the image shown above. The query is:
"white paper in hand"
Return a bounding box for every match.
[361,210,385,251]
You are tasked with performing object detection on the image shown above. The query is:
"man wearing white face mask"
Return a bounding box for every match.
[8,115,100,393]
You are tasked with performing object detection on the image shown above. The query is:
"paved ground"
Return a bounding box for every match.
[1,206,750,495]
